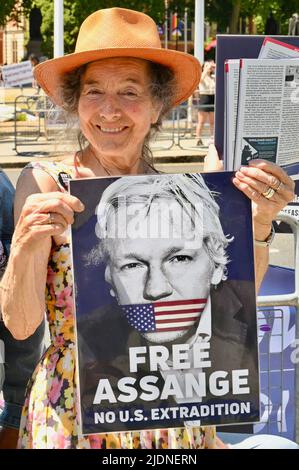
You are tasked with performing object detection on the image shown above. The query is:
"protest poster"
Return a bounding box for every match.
[280,176,299,222]
[70,172,260,435]
[1,61,33,87]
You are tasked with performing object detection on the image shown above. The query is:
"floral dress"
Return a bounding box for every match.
[18,161,216,449]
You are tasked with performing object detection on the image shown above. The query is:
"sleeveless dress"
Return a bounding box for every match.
[18,161,216,449]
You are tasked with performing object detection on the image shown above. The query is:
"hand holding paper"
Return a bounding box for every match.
[233,159,295,234]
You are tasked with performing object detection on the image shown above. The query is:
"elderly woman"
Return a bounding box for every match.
[0,8,295,449]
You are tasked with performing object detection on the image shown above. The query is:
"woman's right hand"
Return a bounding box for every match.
[13,192,85,250]
[0,187,85,340]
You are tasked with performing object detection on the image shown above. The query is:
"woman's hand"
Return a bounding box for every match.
[13,192,84,250]
[233,160,295,240]
[203,146,295,239]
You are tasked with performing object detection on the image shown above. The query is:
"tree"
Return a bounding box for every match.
[205,0,299,34]
[205,0,234,32]
[0,0,33,26]
[229,0,241,33]
[34,0,166,57]
[4,0,299,59]
[0,1,16,25]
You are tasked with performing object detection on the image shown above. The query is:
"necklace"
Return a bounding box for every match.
[74,147,158,178]
[100,162,112,176]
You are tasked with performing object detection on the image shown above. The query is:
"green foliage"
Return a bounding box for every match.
[34,0,54,57]
[240,0,299,33]
[205,0,233,32]
[0,0,16,25]
[0,0,33,26]
[3,0,299,59]
[205,0,299,34]
[34,0,166,57]
[167,1,195,17]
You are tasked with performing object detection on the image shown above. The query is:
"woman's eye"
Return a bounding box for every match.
[86,89,102,95]
[122,90,138,97]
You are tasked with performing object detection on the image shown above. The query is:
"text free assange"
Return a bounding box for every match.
[92,344,250,404]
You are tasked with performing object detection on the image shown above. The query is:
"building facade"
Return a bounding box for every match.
[0,16,27,66]
[0,6,42,66]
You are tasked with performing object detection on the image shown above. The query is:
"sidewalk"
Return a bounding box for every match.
[0,135,208,169]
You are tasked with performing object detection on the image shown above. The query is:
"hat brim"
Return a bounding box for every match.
[34,47,201,107]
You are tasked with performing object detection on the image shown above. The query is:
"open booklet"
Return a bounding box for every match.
[224,38,299,171]
[215,35,299,174]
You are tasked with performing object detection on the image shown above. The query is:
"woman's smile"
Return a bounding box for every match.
[97,125,128,134]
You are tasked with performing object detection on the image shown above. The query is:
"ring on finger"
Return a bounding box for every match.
[47,212,54,224]
[262,186,276,199]
[272,178,282,191]
[275,181,284,192]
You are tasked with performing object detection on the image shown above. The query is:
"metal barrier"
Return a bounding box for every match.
[0,97,16,140]
[13,94,73,156]
[258,215,299,308]
[11,93,212,156]
[219,214,299,442]
[152,100,213,152]
[256,214,299,442]
[14,94,48,155]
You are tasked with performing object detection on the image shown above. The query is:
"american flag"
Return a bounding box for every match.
[121,299,206,333]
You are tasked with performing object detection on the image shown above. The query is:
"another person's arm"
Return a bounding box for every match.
[0,319,45,449]
[200,62,214,81]
[0,169,83,340]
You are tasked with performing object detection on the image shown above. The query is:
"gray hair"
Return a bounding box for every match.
[88,174,233,283]
[59,59,176,164]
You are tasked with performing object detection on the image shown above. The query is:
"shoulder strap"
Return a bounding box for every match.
[25,161,74,192]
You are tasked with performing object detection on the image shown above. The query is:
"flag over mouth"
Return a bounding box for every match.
[121,299,207,333]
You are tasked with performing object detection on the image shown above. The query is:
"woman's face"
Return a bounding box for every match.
[78,58,161,168]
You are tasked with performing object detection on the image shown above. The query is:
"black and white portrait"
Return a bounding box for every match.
[70,172,259,434]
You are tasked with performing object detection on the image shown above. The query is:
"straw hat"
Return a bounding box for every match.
[34,7,201,107]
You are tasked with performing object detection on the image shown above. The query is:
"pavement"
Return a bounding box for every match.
[0,134,208,169]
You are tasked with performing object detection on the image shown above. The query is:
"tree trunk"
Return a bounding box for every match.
[248,15,254,34]
[229,0,241,34]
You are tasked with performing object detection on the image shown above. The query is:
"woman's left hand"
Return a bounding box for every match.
[204,146,295,240]
[233,159,295,240]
